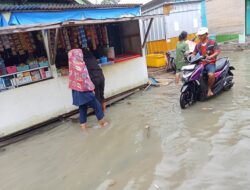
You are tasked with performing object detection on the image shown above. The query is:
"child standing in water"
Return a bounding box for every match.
[175,31,189,84]
[68,49,108,130]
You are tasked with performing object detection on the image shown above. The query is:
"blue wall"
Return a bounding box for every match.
[0,14,7,27]
[201,0,208,27]
[247,0,250,35]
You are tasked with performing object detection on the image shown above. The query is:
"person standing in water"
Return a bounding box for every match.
[68,49,108,130]
[175,31,189,84]
[83,48,106,112]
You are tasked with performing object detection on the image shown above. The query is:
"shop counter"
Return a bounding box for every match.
[113,54,142,63]
[99,54,142,67]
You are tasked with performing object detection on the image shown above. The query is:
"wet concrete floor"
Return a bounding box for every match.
[0,51,250,190]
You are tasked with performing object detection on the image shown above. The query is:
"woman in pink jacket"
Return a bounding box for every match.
[68,49,107,130]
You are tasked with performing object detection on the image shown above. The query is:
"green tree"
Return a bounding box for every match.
[101,0,120,4]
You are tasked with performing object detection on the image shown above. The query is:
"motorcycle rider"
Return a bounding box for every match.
[193,27,221,97]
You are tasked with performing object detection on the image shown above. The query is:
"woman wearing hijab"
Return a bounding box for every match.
[83,48,106,111]
[68,49,107,129]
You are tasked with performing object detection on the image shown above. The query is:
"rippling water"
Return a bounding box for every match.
[147,51,250,190]
[0,51,249,190]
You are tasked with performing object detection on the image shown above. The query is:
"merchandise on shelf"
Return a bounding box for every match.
[8,35,18,56]
[0,36,4,52]
[3,77,14,87]
[0,78,5,89]
[1,35,11,49]
[17,64,29,72]
[57,67,69,77]
[45,69,52,78]
[28,62,39,69]
[0,58,6,75]
[57,30,65,49]
[30,70,41,81]
[62,28,71,51]
[0,30,52,92]
[6,66,17,74]
[39,60,49,67]
[49,29,56,54]
[39,68,46,79]
[78,26,88,48]
[16,71,32,85]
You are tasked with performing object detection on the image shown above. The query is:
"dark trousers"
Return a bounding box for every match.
[92,77,105,104]
[79,98,104,124]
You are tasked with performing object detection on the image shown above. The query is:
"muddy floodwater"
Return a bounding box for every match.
[0,51,250,190]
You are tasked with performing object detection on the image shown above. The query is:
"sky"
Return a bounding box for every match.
[88,0,151,4]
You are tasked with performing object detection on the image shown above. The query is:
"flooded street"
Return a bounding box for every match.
[0,51,250,190]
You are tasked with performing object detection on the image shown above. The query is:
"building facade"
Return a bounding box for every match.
[206,0,245,35]
[0,3,150,138]
[142,0,205,53]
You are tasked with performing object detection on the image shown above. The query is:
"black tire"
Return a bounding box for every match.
[224,83,234,91]
[180,89,194,109]
[180,92,188,109]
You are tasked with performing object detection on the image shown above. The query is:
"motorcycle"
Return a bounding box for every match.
[179,48,235,109]
[166,51,176,73]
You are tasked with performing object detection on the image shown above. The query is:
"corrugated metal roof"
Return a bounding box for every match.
[142,0,172,12]
[142,0,201,12]
[0,3,141,12]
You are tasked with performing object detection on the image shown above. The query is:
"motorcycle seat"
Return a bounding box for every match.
[215,58,228,72]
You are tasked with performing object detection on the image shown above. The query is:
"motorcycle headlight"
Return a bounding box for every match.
[182,71,192,82]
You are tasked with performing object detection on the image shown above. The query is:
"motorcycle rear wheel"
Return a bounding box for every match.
[223,83,234,91]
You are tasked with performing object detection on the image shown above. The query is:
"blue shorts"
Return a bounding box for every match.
[205,64,216,73]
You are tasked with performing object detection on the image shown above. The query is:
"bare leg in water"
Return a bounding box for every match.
[99,118,108,128]
[175,73,181,84]
[207,73,215,97]
[80,123,88,131]
[102,102,106,112]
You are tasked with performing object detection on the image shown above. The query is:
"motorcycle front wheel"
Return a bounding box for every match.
[180,89,194,109]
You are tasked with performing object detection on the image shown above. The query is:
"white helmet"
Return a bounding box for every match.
[196,27,208,36]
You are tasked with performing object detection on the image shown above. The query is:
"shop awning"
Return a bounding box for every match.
[0,14,8,27]
[8,7,140,25]
[0,14,162,35]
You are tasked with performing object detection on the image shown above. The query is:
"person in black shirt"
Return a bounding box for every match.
[83,48,106,111]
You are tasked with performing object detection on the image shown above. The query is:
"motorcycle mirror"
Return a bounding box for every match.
[187,55,194,62]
